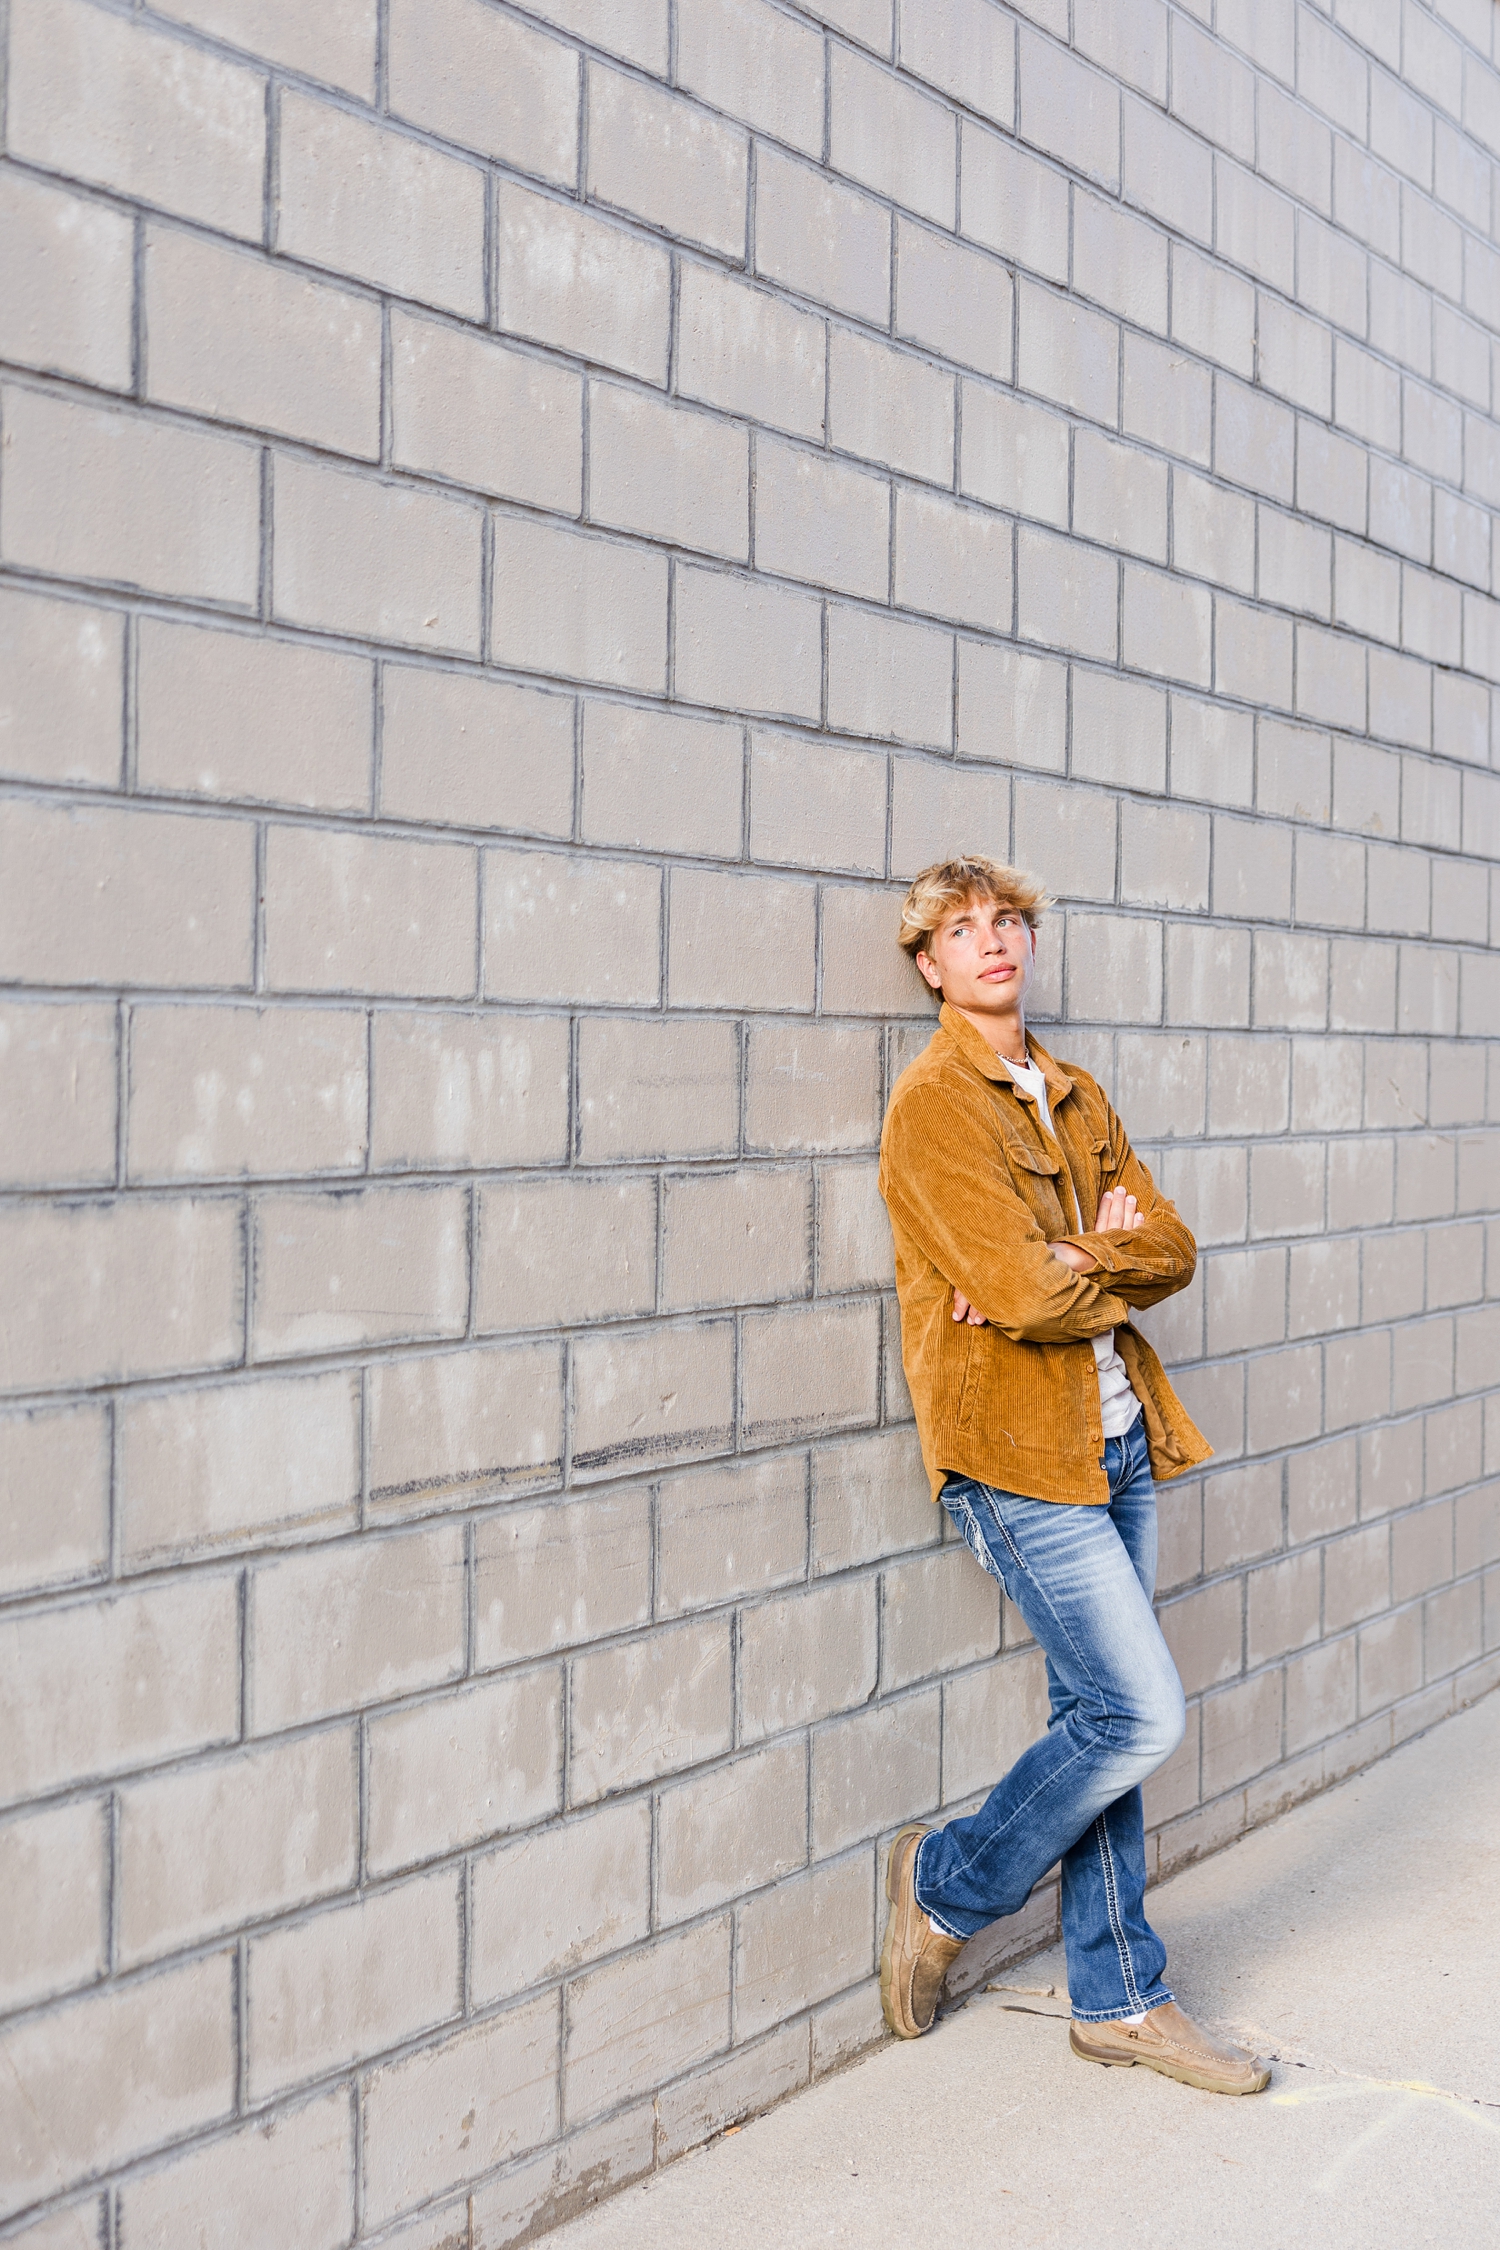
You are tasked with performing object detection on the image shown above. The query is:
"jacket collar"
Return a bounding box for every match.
[937,1003,1074,1110]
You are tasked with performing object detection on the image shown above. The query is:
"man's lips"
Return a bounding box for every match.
[979,965,1016,980]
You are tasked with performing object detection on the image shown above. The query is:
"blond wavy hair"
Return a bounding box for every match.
[897,855,1053,987]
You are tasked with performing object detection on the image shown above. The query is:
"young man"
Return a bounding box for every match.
[876,854,1269,2096]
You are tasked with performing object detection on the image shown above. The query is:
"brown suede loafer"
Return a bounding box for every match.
[880,1824,965,2039]
[1069,1999,1271,2093]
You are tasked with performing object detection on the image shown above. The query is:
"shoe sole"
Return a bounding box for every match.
[878,1825,927,2041]
[1069,2028,1270,2096]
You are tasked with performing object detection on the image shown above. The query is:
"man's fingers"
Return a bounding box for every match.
[952,1289,988,1326]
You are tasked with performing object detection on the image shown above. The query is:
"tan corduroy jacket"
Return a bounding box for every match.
[879,1005,1212,1507]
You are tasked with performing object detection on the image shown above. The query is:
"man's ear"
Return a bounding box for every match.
[915,949,942,992]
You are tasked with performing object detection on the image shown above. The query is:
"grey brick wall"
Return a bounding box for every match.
[3,0,1500,2240]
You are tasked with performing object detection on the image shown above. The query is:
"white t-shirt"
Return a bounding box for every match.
[1002,1055,1142,1441]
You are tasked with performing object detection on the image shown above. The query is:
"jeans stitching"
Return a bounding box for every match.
[1092,1805,1146,2015]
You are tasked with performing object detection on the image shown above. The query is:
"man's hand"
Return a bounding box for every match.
[951,1188,1148,1321]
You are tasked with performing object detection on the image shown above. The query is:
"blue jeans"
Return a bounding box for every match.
[914,1420,1185,2022]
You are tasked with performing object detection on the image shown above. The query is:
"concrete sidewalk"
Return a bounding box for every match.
[549,1691,1500,2250]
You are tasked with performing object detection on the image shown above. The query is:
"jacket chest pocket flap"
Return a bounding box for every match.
[1004,1138,1066,1226]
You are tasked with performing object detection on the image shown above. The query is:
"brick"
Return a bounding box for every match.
[118,1728,357,1965]
[367,1341,564,1514]
[253,1184,468,1357]
[826,607,952,749]
[155,0,376,95]
[1216,377,1295,506]
[822,883,936,1018]
[750,732,886,874]
[1160,1575,1243,1695]
[898,0,1013,124]
[469,2106,653,2248]
[961,125,1070,285]
[9,0,264,234]
[591,384,749,561]
[1074,190,1169,334]
[1359,1603,1422,1710]
[263,827,475,999]
[1075,669,1167,792]
[1115,1030,1207,1138]
[119,1370,360,1566]
[471,1800,652,2002]
[492,510,670,684]
[1011,778,1115,904]
[1170,699,1255,810]
[830,328,956,484]
[0,1575,238,1806]
[384,667,572,836]
[741,1298,882,1445]
[475,1496,647,1667]
[1214,598,1295,711]
[0,1196,243,1393]
[961,385,1069,527]
[1170,14,1254,158]
[566,1918,730,2123]
[808,1432,929,1578]
[0,1402,109,1601]
[659,1740,808,1925]
[1123,565,1213,688]
[1295,830,1366,930]
[364,1997,559,2228]
[830,46,956,228]
[674,565,822,721]
[755,145,890,325]
[389,0,574,180]
[889,758,1010,881]
[476,1174,656,1330]
[371,1010,569,1172]
[590,65,747,258]
[1254,930,1330,1030]
[367,1670,562,1876]
[896,218,1012,381]
[745,1019,886,1150]
[138,619,371,812]
[1017,281,1119,427]
[894,489,1012,633]
[1018,27,1119,188]
[1171,244,1256,378]
[278,92,483,319]
[1018,527,1117,663]
[1216,161,1295,293]
[389,317,581,514]
[735,1853,874,2037]
[677,264,825,441]
[1287,1234,1360,1336]
[1165,925,1251,1030]
[576,1014,737,1162]
[0,168,132,391]
[756,439,890,601]
[248,1872,461,2100]
[1202,1456,1281,1575]
[1201,1669,1282,1795]
[655,2024,809,2168]
[1,386,260,606]
[484,847,661,1007]
[274,454,483,657]
[679,0,824,155]
[811,1691,941,1856]
[0,585,122,788]
[119,2091,354,2250]
[516,0,667,70]
[661,1167,810,1311]
[740,1578,878,1742]
[1,797,253,992]
[957,644,1066,772]
[570,1318,736,1479]
[818,1157,895,1291]
[1123,334,1212,467]
[0,1958,234,2217]
[656,1454,808,1616]
[151,229,381,462]
[1206,1243,1288,1355]
[668,866,815,1011]
[942,1643,1051,1804]
[0,1001,115,1190]
[570,1615,732,1802]
[127,1003,365,1181]
[0,1798,105,2012]
[249,1524,464,1734]
[496,182,670,384]
[1173,472,1255,595]
[883,1545,1000,1690]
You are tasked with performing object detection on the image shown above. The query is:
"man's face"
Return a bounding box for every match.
[917,897,1036,1015]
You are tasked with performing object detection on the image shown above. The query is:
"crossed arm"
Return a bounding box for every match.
[951,1184,1146,1325]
